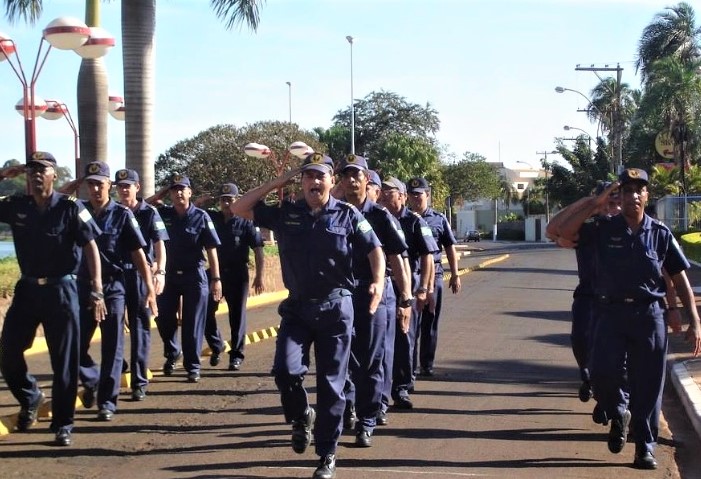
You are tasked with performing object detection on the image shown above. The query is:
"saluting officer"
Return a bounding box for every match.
[147,175,222,383]
[231,152,384,479]
[380,177,437,410]
[550,168,701,470]
[0,152,104,446]
[202,183,264,371]
[114,168,169,401]
[338,155,412,447]
[406,177,461,377]
[64,162,157,422]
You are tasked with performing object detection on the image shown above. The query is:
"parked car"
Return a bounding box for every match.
[466,230,481,242]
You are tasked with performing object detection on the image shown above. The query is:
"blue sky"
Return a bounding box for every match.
[0,0,679,176]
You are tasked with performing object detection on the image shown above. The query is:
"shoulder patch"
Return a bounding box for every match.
[358,219,372,234]
[421,226,432,237]
[131,216,140,230]
[79,208,93,223]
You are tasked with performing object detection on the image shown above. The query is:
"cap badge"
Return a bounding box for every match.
[346,154,357,163]
[310,153,324,164]
[222,185,231,193]
[117,170,129,180]
[88,163,101,174]
[31,152,45,160]
[627,169,639,178]
[411,179,420,187]
[174,175,183,182]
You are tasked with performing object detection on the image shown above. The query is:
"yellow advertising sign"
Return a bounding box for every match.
[655,130,675,159]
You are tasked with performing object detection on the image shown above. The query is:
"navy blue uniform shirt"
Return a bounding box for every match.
[397,206,438,276]
[0,192,100,277]
[158,204,221,272]
[207,210,264,271]
[420,207,457,275]
[579,213,689,300]
[253,196,381,298]
[122,200,169,268]
[355,199,408,282]
[80,199,147,278]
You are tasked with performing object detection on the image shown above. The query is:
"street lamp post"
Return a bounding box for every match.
[346,35,355,154]
[42,100,79,176]
[285,81,292,123]
[563,125,592,149]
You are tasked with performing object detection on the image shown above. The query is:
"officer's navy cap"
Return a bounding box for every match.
[381,177,406,195]
[407,177,430,193]
[219,183,239,197]
[367,170,381,186]
[300,152,334,174]
[338,154,368,172]
[84,161,110,182]
[594,181,612,195]
[170,174,191,189]
[114,168,139,185]
[618,168,649,185]
[26,151,57,167]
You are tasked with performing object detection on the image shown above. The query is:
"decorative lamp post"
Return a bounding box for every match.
[0,17,113,161]
[108,95,126,121]
[42,100,79,176]
[346,35,355,154]
[244,141,312,204]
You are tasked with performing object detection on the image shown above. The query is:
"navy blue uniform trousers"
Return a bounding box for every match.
[379,283,397,412]
[79,279,126,413]
[591,301,666,455]
[416,276,444,370]
[571,295,596,383]
[205,269,250,359]
[124,269,152,390]
[272,291,353,457]
[0,279,79,431]
[157,268,209,374]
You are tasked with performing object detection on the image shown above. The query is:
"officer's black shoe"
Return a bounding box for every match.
[607,409,631,454]
[291,407,316,454]
[592,403,609,426]
[376,410,388,426]
[97,408,114,422]
[163,353,181,376]
[54,428,72,447]
[343,404,357,430]
[16,391,45,432]
[131,386,146,401]
[578,380,593,402]
[419,367,434,377]
[209,352,221,367]
[229,357,243,371]
[81,386,97,409]
[312,454,336,479]
[355,430,372,447]
[633,451,658,470]
[187,371,201,383]
[393,394,413,410]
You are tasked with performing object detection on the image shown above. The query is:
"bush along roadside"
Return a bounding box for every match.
[0,256,19,298]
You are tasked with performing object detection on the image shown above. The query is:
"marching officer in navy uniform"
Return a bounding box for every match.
[380,177,437,410]
[201,183,264,371]
[337,154,412,447]
[406,177,461,377]
[0,151,104,446]
[147,175,222,383]
[114,168,169,401]
[549,168,701,470]
[61,161,158,422]
[231,152,384,479]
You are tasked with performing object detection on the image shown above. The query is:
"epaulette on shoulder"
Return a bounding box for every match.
[410,211,422,219]
[67,195,78,202]
[584,217,596,224]
[337,200,359,213]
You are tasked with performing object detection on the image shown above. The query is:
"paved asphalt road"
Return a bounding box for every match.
[1,242,700,479]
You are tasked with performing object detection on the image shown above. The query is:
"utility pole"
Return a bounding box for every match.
[536,151,554,223]
[575,64,623,173]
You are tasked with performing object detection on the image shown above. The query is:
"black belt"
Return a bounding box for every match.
[21,274,76,286]
[289,288,351,304]
[597,295,657,305]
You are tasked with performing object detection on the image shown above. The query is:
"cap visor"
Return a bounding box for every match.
[84,174,110,182]
[301,164,332,173]
[26,160,55,168]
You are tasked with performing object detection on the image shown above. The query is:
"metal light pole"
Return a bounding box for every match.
[285,81,292,123]
[346,35,355,154]
[563,125,592,149]
[42,100,79,176]
[536,151,558,223]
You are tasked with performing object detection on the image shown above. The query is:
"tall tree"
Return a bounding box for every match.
[441,153,501,204]
[636,2,701,85]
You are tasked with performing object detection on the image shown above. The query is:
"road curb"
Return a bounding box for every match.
[669,360,701,441]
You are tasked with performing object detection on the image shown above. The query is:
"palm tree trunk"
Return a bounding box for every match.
[122,0,156,196]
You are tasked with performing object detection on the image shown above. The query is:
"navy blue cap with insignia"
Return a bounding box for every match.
[381,177,406,195]
[26,151,57,167]
[594,181,612,195]
[338,154,368,172]
[407,177,430,193]
[114,168,139,185]
[367,170,382,186]
[219,183,239,197]
[170,174,191,188]
[618,168,649,185]
[300,152,334,174]
[84,161,110,181]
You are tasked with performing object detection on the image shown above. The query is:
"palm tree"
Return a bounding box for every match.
[122,0,264,195]
[636,2,701,85]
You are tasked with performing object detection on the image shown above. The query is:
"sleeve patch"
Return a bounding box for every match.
[358,219,372,234]
[79,208,92,223]
[421,226,432,237]
[207,220,216,230]
[155,220,166,231]
[131,217,140,230]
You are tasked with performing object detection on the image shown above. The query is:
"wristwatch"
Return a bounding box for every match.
[416,286,428,294]
[155,269,166,276]
[398,296,414,308]
[90,291,104,301]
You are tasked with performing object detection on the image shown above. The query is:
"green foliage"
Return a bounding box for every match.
[0,255,19,297]
[499,212,520,222]
[155,122,324,197]
[441,153,503,204]
[681,231,701,263]
[0,159,74,197]
[547,140,612,208]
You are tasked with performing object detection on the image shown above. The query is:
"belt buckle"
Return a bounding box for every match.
[624,298,635,303]
[37,277,48,286]
[176,270,183,275]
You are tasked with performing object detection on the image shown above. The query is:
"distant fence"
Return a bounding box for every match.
[655,195,701,231]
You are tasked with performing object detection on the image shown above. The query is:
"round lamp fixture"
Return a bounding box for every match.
[42,101,68,120]
[109,105,126,121]
[43,17,90,50]
[75,27,115,59]
[244,143,272,159]
[289,141,313,159]
[15,97,48,119]
[0,32,16,61]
